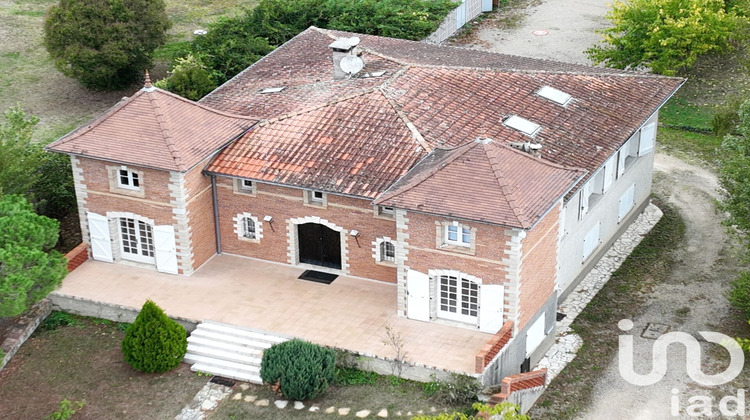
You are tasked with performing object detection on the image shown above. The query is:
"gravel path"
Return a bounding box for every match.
[462,0,611,64]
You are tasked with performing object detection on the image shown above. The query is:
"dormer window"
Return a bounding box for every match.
[118,168,140,190]
[504,115,541,136]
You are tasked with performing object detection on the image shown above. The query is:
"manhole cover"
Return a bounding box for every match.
[532,30,549,36]
[642,323,670,339]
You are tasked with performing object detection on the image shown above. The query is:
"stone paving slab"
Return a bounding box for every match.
[535,203,663,383]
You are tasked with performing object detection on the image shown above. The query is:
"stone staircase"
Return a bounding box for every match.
[184,320,289,384]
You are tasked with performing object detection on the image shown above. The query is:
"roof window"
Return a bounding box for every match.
[260,87,285,94]
[361,71,386,78]
[504,115,541,136]
[537,86,573,106]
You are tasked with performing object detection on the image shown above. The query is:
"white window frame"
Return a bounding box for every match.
[379,241,395,262]
[234,213,262,242]
[118,217,154,263]
[445,223,471,247]
[373,236,397,265]
[579,182,592,220]
[432,270,481,325]
[117,167,141,190]
[304,190,327,207]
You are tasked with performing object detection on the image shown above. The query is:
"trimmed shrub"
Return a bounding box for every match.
[260,339,336,400]
[121,300,187,373]
[154,54,219,101]
[729,271,750,317]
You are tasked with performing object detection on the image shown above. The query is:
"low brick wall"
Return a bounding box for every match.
[64,243,88,272]
[475,321,514,373]
[488,369,548,404]
[0,299,52,372]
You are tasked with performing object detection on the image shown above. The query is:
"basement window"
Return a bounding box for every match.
[504,115,541,136]
[537,86,573,106]
[260,87,285,94]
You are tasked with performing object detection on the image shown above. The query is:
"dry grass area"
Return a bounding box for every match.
[0,0,256,144]
[0,314,207,420]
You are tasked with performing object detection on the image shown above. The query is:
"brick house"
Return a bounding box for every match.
[46,27,682,380]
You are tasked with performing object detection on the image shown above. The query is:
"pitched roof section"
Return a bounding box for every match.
[46,87,257,172]
[199,27,682,199]
[205,90,426,198]
[375,140,585,228]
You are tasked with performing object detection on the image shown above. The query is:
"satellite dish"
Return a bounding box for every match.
[340,55,364,75]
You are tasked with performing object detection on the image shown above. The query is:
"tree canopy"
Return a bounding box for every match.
[585,0,739,75]
[0,106,42,196]
[719,98,750,240]
[0,195,67,317]
[44,0,171,90]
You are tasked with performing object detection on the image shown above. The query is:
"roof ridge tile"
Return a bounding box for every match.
[147,91,185,171]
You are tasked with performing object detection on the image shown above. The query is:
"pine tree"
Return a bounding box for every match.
[121,300,187,373]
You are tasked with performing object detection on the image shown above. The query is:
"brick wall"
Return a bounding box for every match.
[182,164,217,272]
[475,321,514,373]
[488,369,547,404]
[517,204,560,330]
[64,243,88,272]
[405,211,510,284]
[215,176,398,282]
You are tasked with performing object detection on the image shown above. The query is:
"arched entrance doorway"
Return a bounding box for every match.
[297,223,342,270]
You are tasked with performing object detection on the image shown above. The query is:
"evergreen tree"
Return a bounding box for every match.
[121,300,187,373]
[0,195,67,317]
[44,0,171,90]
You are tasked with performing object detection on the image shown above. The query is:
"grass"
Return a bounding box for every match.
[528,198,686,420]
[0,0,257,145]
[656,126,723,167]
[0,312,206,420]
[209,374,469,420]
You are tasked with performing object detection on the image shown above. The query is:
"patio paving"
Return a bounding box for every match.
[53,254,492,374]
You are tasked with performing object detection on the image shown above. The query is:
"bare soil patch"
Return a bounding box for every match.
[0,315,206,420]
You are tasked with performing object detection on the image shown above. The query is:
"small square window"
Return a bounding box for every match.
[445,223,471,247]
[312,191,324,202]
[242,179,254,189]
[118,169,140,190]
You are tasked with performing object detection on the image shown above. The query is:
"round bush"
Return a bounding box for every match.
[121,300,187,373]
[260,339,336,400]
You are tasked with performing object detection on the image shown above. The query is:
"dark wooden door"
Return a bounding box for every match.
[298,223,341,269]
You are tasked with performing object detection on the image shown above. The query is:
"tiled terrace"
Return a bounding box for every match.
[54,254,492,374]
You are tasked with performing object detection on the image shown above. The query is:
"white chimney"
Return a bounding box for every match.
[329,37,363,81]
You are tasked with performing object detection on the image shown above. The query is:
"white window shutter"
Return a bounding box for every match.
[618,184,636,221]
[638,123,656,155]
[582,223,600,260]
[87,212,112,262]
[479,284,504,333]
[579,183,591,219]
[154,225,178,274]
[407,269,430,322]
[526,314,546,357]
[617,149,626,178]
[603,156,615,192]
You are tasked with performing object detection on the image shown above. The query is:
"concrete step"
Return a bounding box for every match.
[199,321,288,345]
[184,353,261,374]
[185,344,263,366]
[187,335,265,356]
[191,363,262,384]
[183,321,289,385]
[190,328,274,350]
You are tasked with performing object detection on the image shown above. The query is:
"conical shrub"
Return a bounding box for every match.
[121,300,187,373]
[260,339,335,400]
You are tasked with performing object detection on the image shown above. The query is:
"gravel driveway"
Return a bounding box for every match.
[455,2,746,419]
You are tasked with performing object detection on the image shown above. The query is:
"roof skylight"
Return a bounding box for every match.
[537,86,573,106]
[504,115,541,136]
[361,71,386,78]
[260,87,285,94]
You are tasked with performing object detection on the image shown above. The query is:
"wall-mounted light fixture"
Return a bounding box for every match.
[350,230,360,247]
[264,215,274,232]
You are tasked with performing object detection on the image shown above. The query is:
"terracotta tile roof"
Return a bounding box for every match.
[205,90,426,198]
[46,87,257,172]
[199,27,682,201]
[375,140,585,228]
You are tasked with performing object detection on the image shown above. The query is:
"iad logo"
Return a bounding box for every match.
[617,319,745,386]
